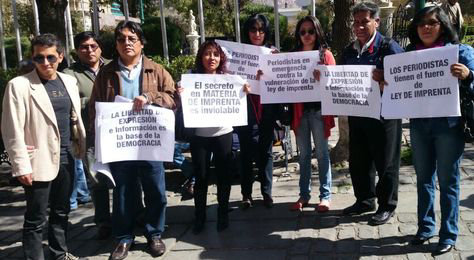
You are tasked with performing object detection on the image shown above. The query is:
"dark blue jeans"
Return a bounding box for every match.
[110,161,166,243]
[410,118,464,245]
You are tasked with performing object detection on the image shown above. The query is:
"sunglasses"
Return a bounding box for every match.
[32,55,58,64]
[116,36,140,44]
[78,44,99,52]
[299,29,315,36]
[249,27,265,34]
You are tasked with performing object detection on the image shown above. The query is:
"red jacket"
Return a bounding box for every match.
[291,50,336,139]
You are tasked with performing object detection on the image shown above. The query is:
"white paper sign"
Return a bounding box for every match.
[259,51,320,104]
[216,40,272,95]
[95,102,175,163]
[319,65,381,119]
[382,45,460,119]
[180,74,248,127]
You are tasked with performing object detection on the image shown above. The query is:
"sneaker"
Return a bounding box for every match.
[316,199,330,213]
[290,198,309,211]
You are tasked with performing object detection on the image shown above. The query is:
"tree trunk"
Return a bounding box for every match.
[329,0,355,164]
[37,0,67,41]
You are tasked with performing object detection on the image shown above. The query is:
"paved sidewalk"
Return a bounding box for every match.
[1,124,474,260]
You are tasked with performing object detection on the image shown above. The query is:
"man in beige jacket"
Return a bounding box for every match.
[1,34,86,260]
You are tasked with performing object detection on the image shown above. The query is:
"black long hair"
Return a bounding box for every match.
[242,14,271,46]
[294,16,327,51]
[408,6,459,46]
[194,40,227,74]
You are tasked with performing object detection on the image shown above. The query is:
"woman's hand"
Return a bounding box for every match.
[256,70,263,80]
[133,95,148,111]
[313,69,321,82]
[271,47,279,54]
[451,63,470,80]
[177,86,184,94]
[243,83,251,94]
[372,68,387,92]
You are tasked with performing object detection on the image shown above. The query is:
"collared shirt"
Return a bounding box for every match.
[354,32,377,57]
[118,56,143,80]
[81,57,105,77]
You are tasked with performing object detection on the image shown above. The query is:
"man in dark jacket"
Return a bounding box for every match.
[341,1,404,226]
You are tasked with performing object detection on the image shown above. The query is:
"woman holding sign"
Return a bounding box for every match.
[181,41,251,234]
[406,6,474,255]
[289,16,335,212]
[237,14,278,210]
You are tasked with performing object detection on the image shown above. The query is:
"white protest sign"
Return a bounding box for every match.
[180,74,248,127]
[319,65,381,119]
[216,40,272,95]
[382,45,460,119]
[95,102,175,163]
[259,51,320,104]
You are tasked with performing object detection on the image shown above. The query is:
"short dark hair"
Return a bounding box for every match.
[30,33,64,54]
[114,20,146,45]
[294,15,327,51]
[408,6,459,46]
[352,2,380,19]
[74,31,103,50]
[194,40,227,74]
[242,14,271,46]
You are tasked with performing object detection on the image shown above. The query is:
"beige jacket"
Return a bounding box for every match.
[1,70,86,181]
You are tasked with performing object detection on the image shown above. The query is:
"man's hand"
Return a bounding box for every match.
[372,68,387,92]
[133,95,148,111]
[17,174,33,186]
[256,70,263,80]
[313,69,321,82]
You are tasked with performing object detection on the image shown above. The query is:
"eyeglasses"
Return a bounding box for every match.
[417,20,440,28]
[78,44,99,52]
[116,36,140,44]
[249,27,265,34]
[299,29,315,36]
[32,55,58,64]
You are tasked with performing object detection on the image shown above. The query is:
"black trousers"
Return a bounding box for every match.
[348,117,402,211]
[191,132,233,221]
[23,156,74,260]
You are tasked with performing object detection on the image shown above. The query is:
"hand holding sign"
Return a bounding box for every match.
[451,63,471,80]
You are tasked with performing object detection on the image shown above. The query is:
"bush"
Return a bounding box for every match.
[142,17,187,59]
[4,36,31,69]
[150,55,195,82]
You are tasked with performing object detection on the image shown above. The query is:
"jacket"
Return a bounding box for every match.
[89,56,176,138]
[1,70,86,181]
[291,49,336,138]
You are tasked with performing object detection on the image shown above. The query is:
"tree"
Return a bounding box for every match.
[329,0,355,164]
[36,0,67,41]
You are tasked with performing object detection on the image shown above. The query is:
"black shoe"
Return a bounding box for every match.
[148,236,166,257]
[410,235,433,245]
[263,195,273,208]
[368,210,394,226]
[192,219,205,235]
[217,216,229,232]
[432,244,453,256]
[342,202,376,216]
[109,242,132,260]
[241,196,253,210]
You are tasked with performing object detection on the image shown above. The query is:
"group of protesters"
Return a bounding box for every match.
[1,1,473,260]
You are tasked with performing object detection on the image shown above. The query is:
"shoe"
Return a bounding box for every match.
[368,210,394,226]
[148,237,166,257]
[263,194,273,208]
[109,242,132,260]
[432,244,453,256]
[61,252,89,260]
[290,198,309,211]
[316,200,330,213]
[342,202,376,216]
[97,224,112,240]
[217,215,229,232]
[77,197,92,205]
[410,235,433,245]
[192,219,205,234]
[241,196,253,210]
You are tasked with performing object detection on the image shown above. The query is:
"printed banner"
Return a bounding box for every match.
[180,74,248,127]
[259,51,320,104]
[94,102,175,163]
[216,40,272,95]
[382,45,460,119]
[319,65,381,119]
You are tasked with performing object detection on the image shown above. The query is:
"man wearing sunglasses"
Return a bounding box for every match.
[340,2,404,226]
[62,31,116,240]
[89,21,175,260]
[2,34,87,260]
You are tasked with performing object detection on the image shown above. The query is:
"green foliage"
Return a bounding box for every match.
[0,68,19,118]
[4,37,31,69]
[98,30,116,60]
[150,55,195,82]
[142,17,186,59]
[400,146,413,166]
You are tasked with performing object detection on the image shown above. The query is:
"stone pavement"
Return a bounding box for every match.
[1,123,474,260]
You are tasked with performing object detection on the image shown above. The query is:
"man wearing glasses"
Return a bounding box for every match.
[89,21,175,260]
[63,31,112,239]
[1,34,87,260]
[340,2,404,226]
